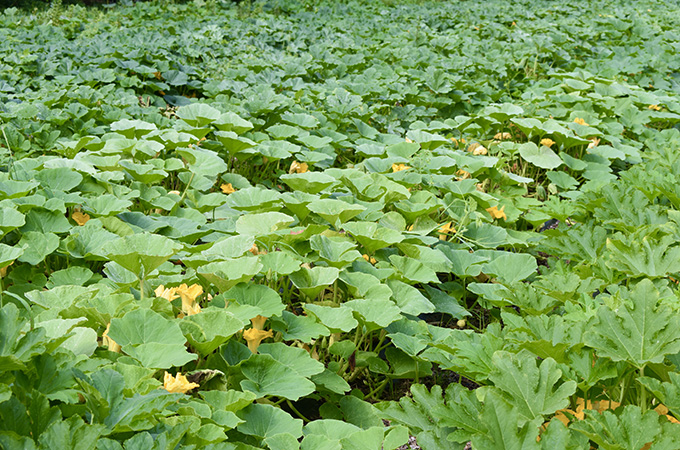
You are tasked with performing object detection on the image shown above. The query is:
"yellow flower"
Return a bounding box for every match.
[0,261,12,278]
[573,117,589,126]
[72,209,90,226]
[648,104,661,111]
[456,169,471,180]
[155,285,179,302]
[249,244,262,256]
[289,161,308,174]
[486,205,507,221]
[540,138,555,148]
[163,371,199,394]
[438,222,456,240]
[176,283,203,316]
[493,132,512,141]
[221,183,236,194]
[405,137,413,143]
[168,190,181,196]
[587,137,601,150]
[467,142,487,156]
[362,254,377,264]
[243,328,274,353]
[102,323,121,353]
[391,163,411,173]
[250,315,268,330]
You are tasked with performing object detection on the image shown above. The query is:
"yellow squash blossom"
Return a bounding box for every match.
[405,137,413,143]
[540,138,555,148]
[391,163,411,173]
[72,209,90,226]
[573,117,589,126]
[486,205,507,221]
[102,323,121,353]
[250,315,268,330]
[438,222,456,240]
[176,283,203,316]
[155,285,179,302]
[648,104,661,111]
[493,132,512,141]
[587,137,601,149]
[243,328,274,353]
[467,142,488,156]
[456,169,471,180]
[221,183,236,194]
[289,161,308,174]
[362,254,377,264]
[163,371,199,394]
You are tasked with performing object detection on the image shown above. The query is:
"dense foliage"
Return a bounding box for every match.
[2,0,680,448]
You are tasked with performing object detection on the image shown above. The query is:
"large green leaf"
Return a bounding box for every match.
[571,405,661,450]
[108,309,197,369]
[488,350,576,424]
[584,279,680,367]
[100,233,181,279]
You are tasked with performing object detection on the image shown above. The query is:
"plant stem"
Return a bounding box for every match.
[286,399,310,422]
[640,365,647,412]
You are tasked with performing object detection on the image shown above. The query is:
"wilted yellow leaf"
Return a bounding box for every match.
[391,163,411,172]
[72,209,90,226]
[221,183,236,194]
[243,328,274,353]
[102,323,121,353]
[486,205,507,220]
[163,371,199,394]
[289,161,308,174]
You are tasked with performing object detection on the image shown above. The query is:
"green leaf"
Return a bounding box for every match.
[225,283,285,318]
[308,199,366,229]
[518,142,562,169]
[0,243,24,267]
[471,390,541,450]
[606,233,680,278]
[38,416,105,450]
[571,405,661,450]
[289,266,340,299]
[179,307,244,355]
[258,342,324,377]
[280,172,337,194]
[108,309,197,369]
[237,403,303,439]
[638,372,680,418]
[100,233,181,279]
[344,298,402,331]
[343,221,404,253]
[489,350,576,423]
[303,304,358,333]
[197,257,263,291]
[584,279,680,367]
[176,103,222,127]
[240,354,316,400]
[17,231,59,265]
[376,384,452,449]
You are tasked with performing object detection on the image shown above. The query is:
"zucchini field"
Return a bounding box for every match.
[2,0,680,448]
